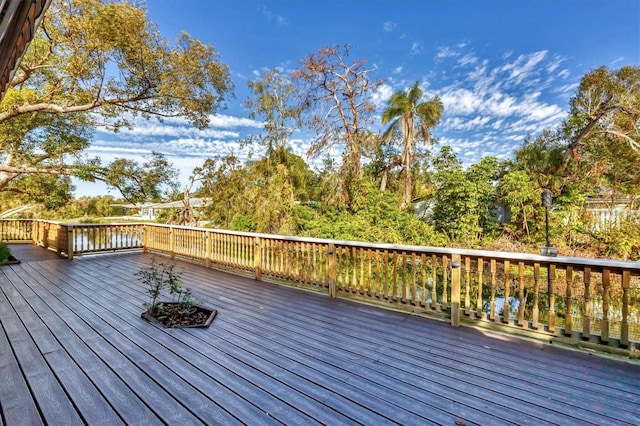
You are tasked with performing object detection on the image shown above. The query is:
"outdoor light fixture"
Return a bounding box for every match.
[540,189,558,257]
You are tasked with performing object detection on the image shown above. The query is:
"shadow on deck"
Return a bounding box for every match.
[6,243,65,262]
[0,252,638,425]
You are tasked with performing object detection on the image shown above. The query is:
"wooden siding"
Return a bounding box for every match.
[1,251,638,425]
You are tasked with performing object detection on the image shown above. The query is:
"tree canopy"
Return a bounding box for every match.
[0,0,233,202]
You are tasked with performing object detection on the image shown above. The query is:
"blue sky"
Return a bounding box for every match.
[80,0,640,197]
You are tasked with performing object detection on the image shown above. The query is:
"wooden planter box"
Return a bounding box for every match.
[141,303,217,328]
[0,256,20,266]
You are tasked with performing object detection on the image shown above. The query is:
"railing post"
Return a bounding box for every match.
[620,270,630,347]
[143,225,148,253]
[502,260,511,324]
[67,225,74,260]
[450,254,461,327]
[582,267,591,340]
[205,231,212,268]
[327,243,337,298]
[254,237,262,281]
[601,268,610,343]
[169,228,175,259]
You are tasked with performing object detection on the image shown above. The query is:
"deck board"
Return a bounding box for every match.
[1,251,639,425]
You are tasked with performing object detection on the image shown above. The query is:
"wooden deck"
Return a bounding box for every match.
[0,250,638,425]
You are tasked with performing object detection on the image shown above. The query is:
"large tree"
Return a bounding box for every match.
[0,0,233,201]
[563,65,640,162]
[245,68,299,164]
[292,44,382,209]
[381,81,442,207]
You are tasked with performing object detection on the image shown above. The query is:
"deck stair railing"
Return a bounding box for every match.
[2,219,639,352]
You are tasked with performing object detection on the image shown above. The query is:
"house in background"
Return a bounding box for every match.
[112,198,209,224]
[582,196,640,231]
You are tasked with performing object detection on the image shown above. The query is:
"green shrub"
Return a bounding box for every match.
[0,243,12,263]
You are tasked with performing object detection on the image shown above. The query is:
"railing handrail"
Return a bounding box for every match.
[115,222,640,273]
[4,218,639,272]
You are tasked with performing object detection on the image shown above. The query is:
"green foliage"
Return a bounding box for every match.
[7,175,74,210]
[290,179,445,246]
[563,65,640,159]
[588,220,640,261]
[429,147,500,244]
[498,170,538,238]
[245,68,299,156]
[101,152,179,203]
[292,44,383,210]
[381,81,443,207]
[136,259,193,315]
[0,0,232,198]
[0,243,12,263]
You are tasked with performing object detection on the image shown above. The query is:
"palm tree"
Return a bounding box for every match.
[381,81,443,207]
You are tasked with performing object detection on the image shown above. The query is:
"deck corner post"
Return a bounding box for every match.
[450,254,461,327]
[67,225,74,260]
[254,237,262,281]
[327,243,337,298]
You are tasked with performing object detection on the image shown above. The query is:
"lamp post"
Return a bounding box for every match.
[540,189,557,257]
[540,189,557,310]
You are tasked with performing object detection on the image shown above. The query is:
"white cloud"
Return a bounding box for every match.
[500,50,548,85]
[371,83,394,109]
[436,46,458,59]
[410,41,423,56]
[546,55,566,73]
[439,88,483,115]
[260,6,288,26]
[383,21,396,32]
[457,53,478,67]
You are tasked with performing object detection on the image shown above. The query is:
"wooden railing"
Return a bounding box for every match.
[0,219,33,242]
[3,219,639,352]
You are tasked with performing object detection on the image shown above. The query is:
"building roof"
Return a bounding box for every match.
[0,0,51,100]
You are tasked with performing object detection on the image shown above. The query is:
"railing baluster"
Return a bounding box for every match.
[621,270,630,347]
[464,256,471,316]
[352,246,358,293]
[502,260,511,324]
[442,255,449,308]
[490,259,496,321]
[582,267,591,340]
[601,268,610,343]
[431,254,438,310]
[549,264,556,334]
[532,262,540,329]
[518,262,525,327]
[392,251,399,302]
[565,266,574,336]
[411,252,417,305]
[367,249,373,296]
[476,258,483,318]
[401,251,407,302]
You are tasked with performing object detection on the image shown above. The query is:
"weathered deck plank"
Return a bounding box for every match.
[1,251,639,425]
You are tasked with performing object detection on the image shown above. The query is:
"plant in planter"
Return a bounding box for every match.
[0,243,19,265]
[136,258,217,328]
